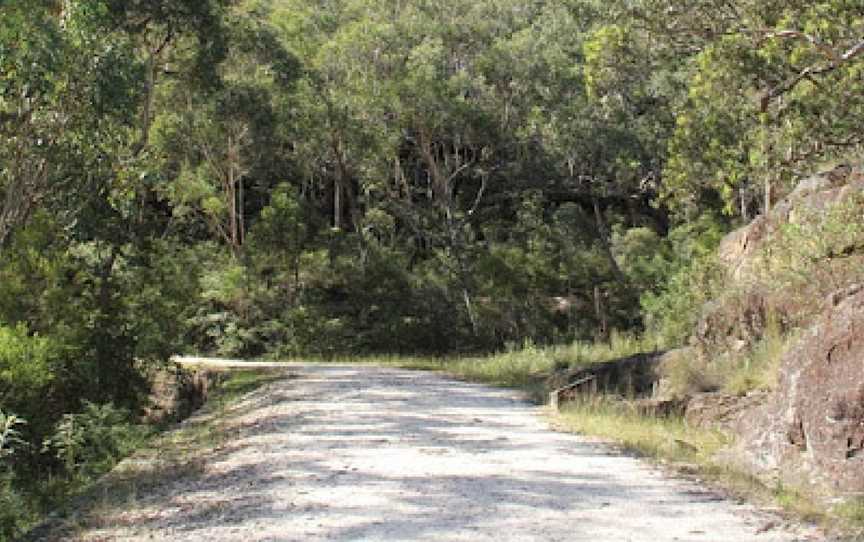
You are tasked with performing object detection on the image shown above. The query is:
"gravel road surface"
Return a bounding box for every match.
[61,363,823,541]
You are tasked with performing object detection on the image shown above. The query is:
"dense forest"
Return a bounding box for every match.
[1,0,862,536]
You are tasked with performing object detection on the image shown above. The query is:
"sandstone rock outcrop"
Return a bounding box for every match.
[698,166,864,354]
[684,391,768,432]
[690,166,864,497]
[735,285,864,496]
[716,165,864,282]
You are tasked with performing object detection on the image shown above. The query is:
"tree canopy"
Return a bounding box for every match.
[1,1,862,536]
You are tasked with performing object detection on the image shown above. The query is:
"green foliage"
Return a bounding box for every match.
[42,402,148,479]
[723,324,788,395]
[560,396,728,462]
[402,332,651,401]
[0,324,60,437]
[0,410,29,540]
[767,194,864,303]
[0,471,28,542]
[252,184,308,254]
[618,0,864,215]
[639,215,729,346]
[0,410,26,464]
[613,227,668,293]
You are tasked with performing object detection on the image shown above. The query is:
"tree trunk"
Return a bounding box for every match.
[238,174,245,247]
[140,52,156,151]
[594,285,609,343]
[228,134,239,253]
[592,197,627,285]
[333,176,342,229]
[329,131,352,230]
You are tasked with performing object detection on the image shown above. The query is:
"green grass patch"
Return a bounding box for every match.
[721,329,788,396]
[770,483,825,524]
[556,397,728,463]
[833,497,864,538]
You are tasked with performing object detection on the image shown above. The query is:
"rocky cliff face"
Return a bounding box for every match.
[734,285,864,496]
[696,165,864,356]
[697,165,864,498]
[717,165,864,281]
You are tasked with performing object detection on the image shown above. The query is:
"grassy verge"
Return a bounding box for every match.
[552,398,844,527]
[555,396,728,464]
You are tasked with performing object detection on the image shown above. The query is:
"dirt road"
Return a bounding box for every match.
[61,364,822,541]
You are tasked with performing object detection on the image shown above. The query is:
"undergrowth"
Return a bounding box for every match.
[15,369,282,541]
[721,326,789,396]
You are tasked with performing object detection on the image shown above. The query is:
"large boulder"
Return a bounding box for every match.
[734,285,864,496]
[143,364,224,423]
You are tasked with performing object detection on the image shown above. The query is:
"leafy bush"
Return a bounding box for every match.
[765,193,864,312]
[722,326,787,395]
[0,472,28,541]
[0,410,26,466]
[613,226,669,293]
[42,402,149,478]
[0,410,29,541]
[0,324,61,437]
[661,349,720,397]
[639,214,728,347]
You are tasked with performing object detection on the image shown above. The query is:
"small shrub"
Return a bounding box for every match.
[0,473,29,541]
[722,325,789,395]
[0,324,58,417]
[662,349,720,397]
[42,402,149,478]
[0,410,29,540]
[0,410,27,463]
[639,215,728,348]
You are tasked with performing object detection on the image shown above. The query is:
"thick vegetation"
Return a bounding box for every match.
[1,0,862,538]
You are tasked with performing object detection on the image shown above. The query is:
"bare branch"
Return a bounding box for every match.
[758,29,841,63]
[760,30,864,113]
[445,162,470,184]
[759,33,864,112]
[465,176,487,218]
[841,39,864,62]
